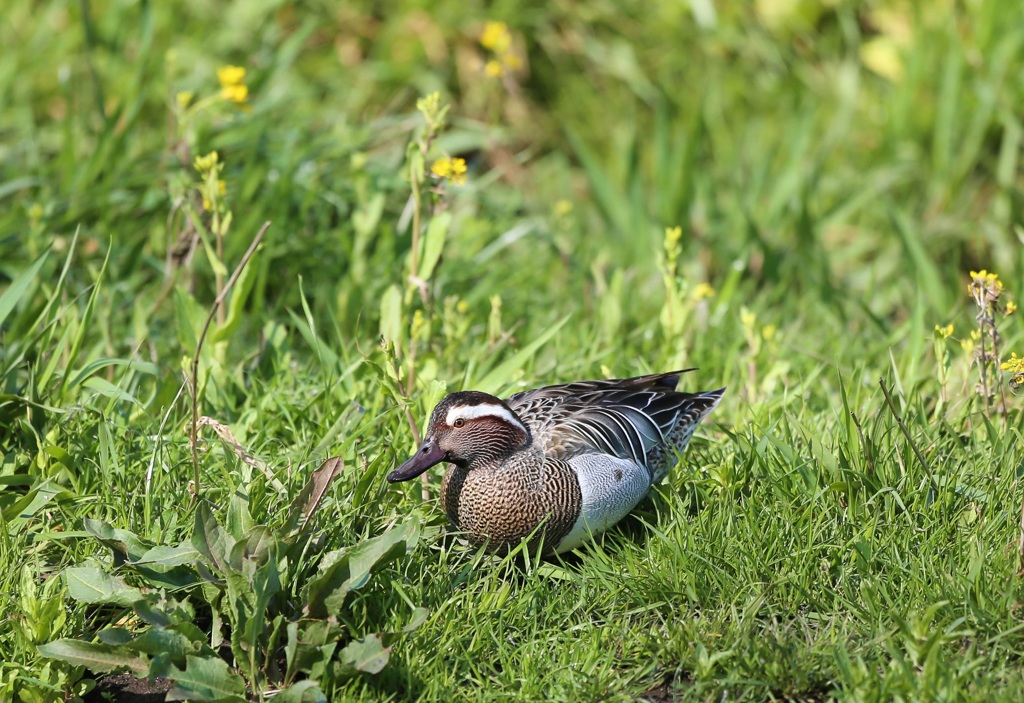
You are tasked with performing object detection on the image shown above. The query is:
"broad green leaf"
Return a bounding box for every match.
[226,492,254,555]
[173,288,202,353]
[210,241,261,345]
[418,211,450,282]
[273,681,327,703]
[134,542,201,568]
[3,479,64,530]
[377,607,430,649]
[84,518,151,563]
[165,654,246,702]
[402,606,429,634]
[192,503,234,574]
[378,284,402,346]
[126,628,201,664]
[242,553,281,649]
[97,628,134,646]
[304,517,420,618]
[63,567,143,607]
[241,525,279,565]
[337,634,390,675]
[133,600,174,628]
[285,623,338,682]
[37,639,148,674]
[196,226,229,279]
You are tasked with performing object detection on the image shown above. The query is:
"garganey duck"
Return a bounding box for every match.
[388,370,724,554]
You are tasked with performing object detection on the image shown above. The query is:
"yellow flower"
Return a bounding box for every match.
[934,323,954,339]
[216,65,249,104]
[1001,353,1024,373]
[176,90,194,109]
[961,338,974,354]
[449,158,467,184]
[691,282,715,301]
[430,158,452,179]
[969,269,1003,292]
[664,226,682,249]
[762,324,777,342]
[416,92,441,120]
[217,179,227,197]
[430,157,467,185]
[194,151,219,173]
[553,200,573,217]
[221,84,248,103]
[481,21,512,54]
[1007,301,1017,315]
[1003,353,1024,391]
[480,21,522,77]
[217,65,246,88]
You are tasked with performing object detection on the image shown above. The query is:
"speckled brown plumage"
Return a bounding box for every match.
[387,370,724,554]
[441,454,582,554]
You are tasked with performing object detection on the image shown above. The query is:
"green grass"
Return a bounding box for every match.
[3,0,1024,700]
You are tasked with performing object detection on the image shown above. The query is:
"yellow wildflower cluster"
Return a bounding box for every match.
[961,328,981,355]
[480,21,522,77]
[417,92,447,130]
[934,323,954,339]
[968,269,1003,306]
[1002,353,1024,374]
[194,151,226,211]
[194,151,219,173]
[1002,353,1024,391]
[430,157,467,185]
[217,65,249,104]
[959,267,1021,403]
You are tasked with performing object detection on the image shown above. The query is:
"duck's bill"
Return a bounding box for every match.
[387,441,447,483]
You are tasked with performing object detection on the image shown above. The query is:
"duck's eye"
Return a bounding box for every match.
[452,418,465,428]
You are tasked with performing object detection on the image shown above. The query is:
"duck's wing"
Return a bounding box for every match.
[506,370,724,477]
[505,369,693,407]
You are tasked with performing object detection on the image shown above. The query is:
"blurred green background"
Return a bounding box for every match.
[4,0,1020,328]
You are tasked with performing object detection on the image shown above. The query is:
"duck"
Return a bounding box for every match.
[387,369,724,554]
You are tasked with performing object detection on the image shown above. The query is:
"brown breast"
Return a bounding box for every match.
[440,457,582,554]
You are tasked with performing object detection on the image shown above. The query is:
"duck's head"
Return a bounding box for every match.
[387,391,531,482]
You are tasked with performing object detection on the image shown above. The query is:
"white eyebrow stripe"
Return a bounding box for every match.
[446,404,526,433]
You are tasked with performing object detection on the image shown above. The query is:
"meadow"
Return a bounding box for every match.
[2,1,1024,700]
